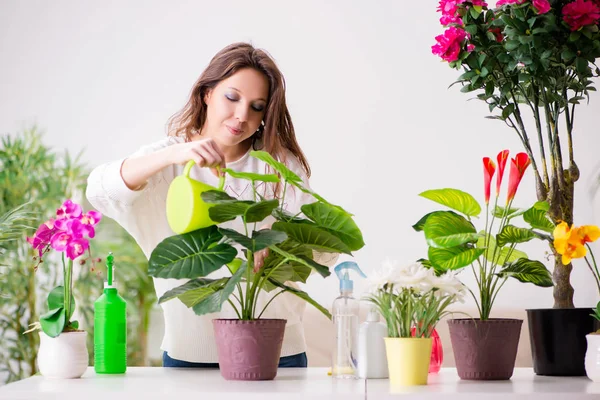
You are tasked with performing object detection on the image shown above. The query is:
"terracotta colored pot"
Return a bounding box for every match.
[213,319,286,381]
[448,318,522,380]
[527,308,600,376]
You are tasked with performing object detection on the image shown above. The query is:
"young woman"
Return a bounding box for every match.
[86,42,334,368]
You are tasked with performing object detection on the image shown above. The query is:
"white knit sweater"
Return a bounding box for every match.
[86,136,335,363]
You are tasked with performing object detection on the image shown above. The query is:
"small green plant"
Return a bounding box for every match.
[148,151,364,320]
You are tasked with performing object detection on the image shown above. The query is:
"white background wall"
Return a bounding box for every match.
[2,0,600,335]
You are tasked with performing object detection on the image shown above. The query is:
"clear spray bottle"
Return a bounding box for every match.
[331,261,366,379]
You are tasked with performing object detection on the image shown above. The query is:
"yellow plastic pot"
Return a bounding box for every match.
[384,337,432,386]
[166,160,225,234]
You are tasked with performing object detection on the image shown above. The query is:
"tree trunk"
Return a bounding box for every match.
[545,168,576,309]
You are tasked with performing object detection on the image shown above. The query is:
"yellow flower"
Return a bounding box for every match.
[553,222,600,265]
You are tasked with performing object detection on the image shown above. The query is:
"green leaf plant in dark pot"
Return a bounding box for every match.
[148,151,364,380]
[414,150,553,380]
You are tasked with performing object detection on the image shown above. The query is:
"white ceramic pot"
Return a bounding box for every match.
[37,331,89,379]
[585,333,600,382]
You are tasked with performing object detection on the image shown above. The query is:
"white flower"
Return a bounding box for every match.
[392,261,436,294]
[366,258,399,291]
[430,270,466,302]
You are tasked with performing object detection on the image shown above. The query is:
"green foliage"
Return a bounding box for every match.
[149,151,364,320]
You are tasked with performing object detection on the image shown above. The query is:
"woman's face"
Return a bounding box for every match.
[203,68,269,151]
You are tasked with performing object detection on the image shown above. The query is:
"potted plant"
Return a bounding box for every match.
[365,260,464,386]
[547,221,600,380]
[25,199,102,378]
[432,0,600,375]
[414,149,553,380]
[148,150,364,381]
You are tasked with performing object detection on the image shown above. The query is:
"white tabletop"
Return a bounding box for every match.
[1,367,599,400]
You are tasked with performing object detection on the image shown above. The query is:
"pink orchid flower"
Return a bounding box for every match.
[56,199,82,220]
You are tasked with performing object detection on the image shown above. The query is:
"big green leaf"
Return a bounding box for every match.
[496,258,553,287]
[301,202,364,251]
[476,232,528,264]
[245,199,279,223]
[261,242,313,291]
[496,225,536,247]
[222,168,280,183]
[428,246,485,271]
[272,208,311,224]
[419,188,481,217]
[40,307,66,338]
[192,262,248,316]
[149,226,237,279]
[423,211,480,248]
[523,207,554,233]
[46,286,76,320]
[158,277,228,305]
[272,222,352,254]
[270,245,330,278]
[413,211,462,232]
[219,228,287,253]
[267,278,331,319]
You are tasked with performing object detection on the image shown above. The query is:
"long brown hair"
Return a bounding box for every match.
[167,42,311,182]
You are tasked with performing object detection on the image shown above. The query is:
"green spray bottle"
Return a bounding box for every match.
[94,252,127,374]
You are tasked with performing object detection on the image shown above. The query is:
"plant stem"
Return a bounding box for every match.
[257,290,286,319]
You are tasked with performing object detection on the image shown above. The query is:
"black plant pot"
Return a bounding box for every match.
[527,308,600,376]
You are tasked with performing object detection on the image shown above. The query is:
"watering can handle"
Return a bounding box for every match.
[183,160,225,190]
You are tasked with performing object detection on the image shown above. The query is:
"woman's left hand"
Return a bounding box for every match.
[253,248,269,273]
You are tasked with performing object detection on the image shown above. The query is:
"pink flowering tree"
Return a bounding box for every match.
[27,200,101,337]
[432,0,600,308]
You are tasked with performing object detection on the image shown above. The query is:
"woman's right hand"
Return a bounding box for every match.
[166,137,226,176]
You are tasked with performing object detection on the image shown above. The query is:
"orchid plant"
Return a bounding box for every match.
[432,0,600,308]
[553,222,600,327]
[365,260,465,338]
[26,200,102,337]
[414,150,553,320]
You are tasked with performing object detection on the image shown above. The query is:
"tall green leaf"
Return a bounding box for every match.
[419,188,481,217]
[496,225,536,247]
[428,246,485,271]
[208,201,254,223]
[148,226,237,279]
[413,211,463,232]
[250,151,303,183]
[272,222,352,254]
[423,211,480,248]
[496,258,553,287]
[301,202,364,251]
[492,205,523,219]
[267,279,331,319]
[192,262,248,316]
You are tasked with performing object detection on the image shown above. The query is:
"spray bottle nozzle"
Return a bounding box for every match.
[105,252,115,288]
[334,261,366,293]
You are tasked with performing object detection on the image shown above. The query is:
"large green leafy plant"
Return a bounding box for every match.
[148,151,364,320]
[414,150,553,319]
[432,0,600,308]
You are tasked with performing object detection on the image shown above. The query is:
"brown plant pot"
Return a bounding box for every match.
[448,318,522,380]
[212,319,286,381]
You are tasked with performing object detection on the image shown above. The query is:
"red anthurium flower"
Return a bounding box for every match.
[506,152,531,202]
[496,150,509,195]
[483,157,496,204]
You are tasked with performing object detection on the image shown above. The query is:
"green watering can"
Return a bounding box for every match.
[166,160,225,234]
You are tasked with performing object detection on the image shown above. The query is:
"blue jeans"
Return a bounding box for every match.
[163,351,308,368]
